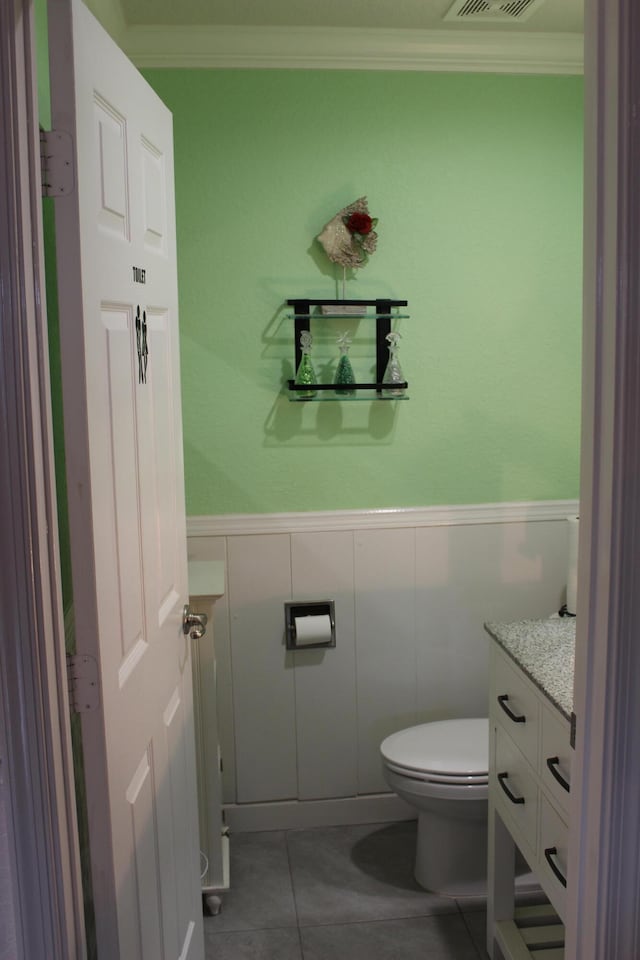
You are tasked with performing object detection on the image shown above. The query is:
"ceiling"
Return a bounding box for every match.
[118,0,583,33]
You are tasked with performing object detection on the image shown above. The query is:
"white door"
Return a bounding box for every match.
[47,1,204,957]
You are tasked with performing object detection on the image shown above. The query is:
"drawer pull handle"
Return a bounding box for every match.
[544,846,567,888]
[546,756,571,793]
[497,771,525,805]
[497,694,526,724]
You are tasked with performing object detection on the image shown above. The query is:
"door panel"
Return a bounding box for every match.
[94,95,130,239]
[144,308,182,620]
[125,749,165,960]
[141,137,167,251]
[99,303,147,676]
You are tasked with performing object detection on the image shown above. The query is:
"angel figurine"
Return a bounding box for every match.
[382,332,406,398]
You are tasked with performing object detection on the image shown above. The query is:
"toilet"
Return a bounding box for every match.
[380,718,489,897]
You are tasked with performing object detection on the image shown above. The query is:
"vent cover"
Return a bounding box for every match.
[444,0,547,22]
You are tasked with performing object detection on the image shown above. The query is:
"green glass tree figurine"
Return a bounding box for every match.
[334,332,356,396]
[294,330,317,399]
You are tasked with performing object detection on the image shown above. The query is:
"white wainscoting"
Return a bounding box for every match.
[187,500,577,831]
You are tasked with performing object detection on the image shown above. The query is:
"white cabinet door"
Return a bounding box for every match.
[48,1,204,957]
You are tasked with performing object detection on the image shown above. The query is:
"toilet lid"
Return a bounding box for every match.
[380,718,489,778]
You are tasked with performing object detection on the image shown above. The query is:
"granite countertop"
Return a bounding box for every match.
[484,618,576,720]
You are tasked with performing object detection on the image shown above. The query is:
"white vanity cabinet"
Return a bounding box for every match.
[487,634,573,960]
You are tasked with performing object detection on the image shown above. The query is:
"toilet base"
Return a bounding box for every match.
[414,803,487,897]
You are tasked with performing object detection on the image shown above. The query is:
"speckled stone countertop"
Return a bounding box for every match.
[484,618,576,720]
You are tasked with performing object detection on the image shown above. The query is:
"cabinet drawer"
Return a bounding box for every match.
[539,794,569,919]
[493,649,540,767]
[541,703,572,818]
[494,725,538,857]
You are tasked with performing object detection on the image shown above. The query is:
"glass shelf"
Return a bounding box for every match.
[285,298,410,402]
[288,393,409,402]
[287,380,409,401]
[286,313,410,321]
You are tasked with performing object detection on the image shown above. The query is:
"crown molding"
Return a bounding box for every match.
[122,25,584,74]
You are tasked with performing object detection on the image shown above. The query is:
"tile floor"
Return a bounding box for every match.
[203,821,499,960]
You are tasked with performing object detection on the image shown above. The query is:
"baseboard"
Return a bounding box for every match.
[223,793,415,833]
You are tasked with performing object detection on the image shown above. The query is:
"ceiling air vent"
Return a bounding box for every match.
[444,0,547,23]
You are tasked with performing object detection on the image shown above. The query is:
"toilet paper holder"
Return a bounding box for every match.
[284,600,336,650]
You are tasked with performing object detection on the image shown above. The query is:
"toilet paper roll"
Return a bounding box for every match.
[294,614,332,646]
[566,516,579,616]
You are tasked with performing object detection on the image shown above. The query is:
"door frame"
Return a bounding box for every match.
[0,1,85,958]
[566,1,640,955]
[3,1,640,958]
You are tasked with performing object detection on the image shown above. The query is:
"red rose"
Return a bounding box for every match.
[345,211,373,235]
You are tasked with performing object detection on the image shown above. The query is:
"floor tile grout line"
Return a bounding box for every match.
[204,921,300,935]
[284,828,303,932]
[456,904,487,960]
[298,910,466,930]
[284,830,307,960]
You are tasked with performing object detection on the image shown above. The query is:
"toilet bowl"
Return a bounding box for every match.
[380,718,489,897]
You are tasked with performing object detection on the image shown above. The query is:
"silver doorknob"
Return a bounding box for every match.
[182,605,208,640]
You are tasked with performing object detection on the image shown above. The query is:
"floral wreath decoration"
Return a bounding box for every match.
[316,197,379,270]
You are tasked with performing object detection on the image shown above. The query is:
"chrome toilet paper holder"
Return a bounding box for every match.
[284,600,336,650]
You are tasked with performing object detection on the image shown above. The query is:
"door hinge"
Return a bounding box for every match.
[570,710,577,749]
[40,129,74,198]
[67,654,100,713]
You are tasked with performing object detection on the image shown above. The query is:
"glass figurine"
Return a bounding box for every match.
[382,331,406,398]
[294,330,317,399]
[334,332,356,396]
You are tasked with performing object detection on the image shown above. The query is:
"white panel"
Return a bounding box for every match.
[200,511,570,810]
[224,794,414,833]
[125,750,163,960]
[118,637,149,690]
[415,524,488,722]
[415,521,568,722]
[178,923,197,960]
[94,94,129,239]
[101,304,147,677]
[152,717,178,960]
[291,531,357,800]
[162,687,199,958]
[187,536,235,803]
[143,307,180,627]
[140,136,166,253]
[354,528,417,794]
[227,535,296,802]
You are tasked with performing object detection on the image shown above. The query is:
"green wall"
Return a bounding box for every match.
[151,70,582,516]
[35,0,74,611]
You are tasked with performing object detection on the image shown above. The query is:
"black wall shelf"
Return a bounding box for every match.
[286,298,409,399]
